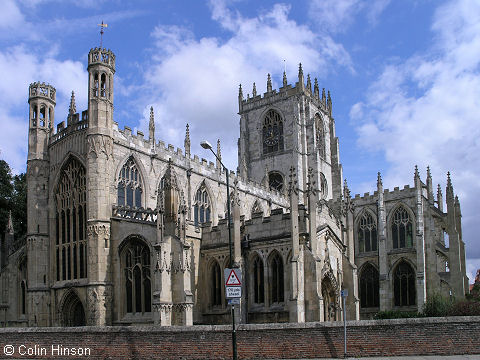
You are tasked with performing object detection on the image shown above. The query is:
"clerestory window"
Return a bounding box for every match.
[117,157,143,208]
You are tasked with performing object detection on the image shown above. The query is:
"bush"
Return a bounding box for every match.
[374,310,421,319]
[422,293,453,317]
[448,300,480,316]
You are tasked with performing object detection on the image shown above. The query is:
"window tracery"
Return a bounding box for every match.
[262,109,284,154]
[268,172,284,192]
[193,184,210,226]
[123,238,151,314]
[55,157,87,281]
[358,212,377,253]
[359,263,379,308]
[391,206,413,248]
[269,252,284,303]
[117,157,143,208]
[393,261,416,306]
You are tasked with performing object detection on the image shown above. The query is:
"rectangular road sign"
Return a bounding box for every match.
[226,286,242,298]
[228,298,240,305]
[224,268,242,286]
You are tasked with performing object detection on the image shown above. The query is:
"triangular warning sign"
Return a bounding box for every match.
[226,269,241,286]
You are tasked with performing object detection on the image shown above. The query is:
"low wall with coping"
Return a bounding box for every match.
[0,317,478,359]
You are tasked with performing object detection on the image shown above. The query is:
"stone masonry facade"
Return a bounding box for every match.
[0,45,468,327]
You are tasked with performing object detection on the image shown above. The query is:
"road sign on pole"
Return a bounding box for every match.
[224,268,242,286]
[226,286,242,298]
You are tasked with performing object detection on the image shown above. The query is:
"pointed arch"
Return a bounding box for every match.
[250,252,265,304]
[262,108,284,154]
[55,155,87,281]
[322,275,338,321]
[393,259,416,307]
[60,289,85,327]
[359,262,379,308]
[209,259,222,307]
[268,250,284,304]
[193,180,212,226]
[18,256,27,316]
[120,236,151,315]
[117,156,145,208]
[356,209,378,253]
[388,204,415,249]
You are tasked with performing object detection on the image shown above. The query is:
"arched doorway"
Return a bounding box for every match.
[61,291,86,326]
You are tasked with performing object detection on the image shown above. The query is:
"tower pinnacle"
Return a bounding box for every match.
[69,91,76,115]
[267,74,272,93]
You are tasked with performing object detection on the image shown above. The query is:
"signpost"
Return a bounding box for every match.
[341,289,348,358]
[224,268,242,360]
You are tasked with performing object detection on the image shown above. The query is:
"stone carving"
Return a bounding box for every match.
[87,224,110,237]
[87,135,113,159]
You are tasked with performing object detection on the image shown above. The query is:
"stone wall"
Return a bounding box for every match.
[0,317,478,359]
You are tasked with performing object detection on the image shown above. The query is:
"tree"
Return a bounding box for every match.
[0,160,13,235]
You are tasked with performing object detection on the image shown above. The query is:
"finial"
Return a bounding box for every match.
[447,171,451,186]
[427,166,431,178]
[267,74,272,92]
[322,88,326,105]
[216,139,222,171]
[377,172,383,188]
[238,84,243,99]
[306,74,311,92]
[314,78,319,98]
[69,91,76,115]
[437,183,442,195]
[414,165,419,178]
[184,124,191,156]
[252,82,257,97]
[283,71,287,87]
[298,63,303,79]
[149,106,155,144]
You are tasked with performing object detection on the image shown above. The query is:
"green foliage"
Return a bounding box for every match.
[422,293,453,317]
[448,300,480,316]
[374,310,422,319]
[0,159,27,241]
[466,284,480,302]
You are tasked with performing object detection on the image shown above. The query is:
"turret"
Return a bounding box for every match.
[28,82,55,161]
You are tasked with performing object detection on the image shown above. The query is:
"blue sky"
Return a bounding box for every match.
[1,0,479,282]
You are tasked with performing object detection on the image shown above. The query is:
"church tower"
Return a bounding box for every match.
[237,65,343,204]
[26,82,56,326]
[85,47,116,325]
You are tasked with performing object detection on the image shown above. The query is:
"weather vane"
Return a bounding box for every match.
[98,20,108,48]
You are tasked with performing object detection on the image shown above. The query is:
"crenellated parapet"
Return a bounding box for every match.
[29,82,56,103]
[238,64,333,116]
[88,47,115,72]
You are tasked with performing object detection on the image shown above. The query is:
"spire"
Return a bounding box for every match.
[437,184,444,212]
[252,82,257,97]
[69,91,76,115]
[446,171,454,200]
[455,195,461,216]
[322,88,326,105]
[377,172,383,190]
[426,166,434,204]
[298,63,304,89]
[283,70,287,88]
[306,74,312,92]
[238,84,243,100]
[184,123,190,157]
[343,179,351,199]
[314,78,319,99]
[414,165,420,179]
[149,106,155,142]
[267,74,272,93]
[6,210,13,235]
[216,139,222,171]
[327,90,332,114]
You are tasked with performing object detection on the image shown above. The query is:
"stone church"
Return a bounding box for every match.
[0,46,468,327]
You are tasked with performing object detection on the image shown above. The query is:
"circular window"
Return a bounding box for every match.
[269,172,284,192]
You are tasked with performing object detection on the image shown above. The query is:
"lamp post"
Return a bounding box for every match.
[200,140,237,360]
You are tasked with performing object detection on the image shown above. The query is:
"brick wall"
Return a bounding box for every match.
[0,317,478,359]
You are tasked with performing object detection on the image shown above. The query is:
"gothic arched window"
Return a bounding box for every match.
[123,238,151,314]
[210,261,222,306]
[268,172,284,192]
[359,263,379,308]
[391,206,413,248]
[19,258,27,316]
[393,261,416,307]
[262,109,284,154]
[315,114,326,158]
[117,157,143,208]
[194,184,210,226]
[270,252,284,303]
[56,157,87,281]
[358,212,377,253]
[253,255,264,304]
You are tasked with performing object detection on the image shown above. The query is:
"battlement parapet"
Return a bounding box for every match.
[50,118,88,144]
[88,47,115,72]
[29,82,56,103]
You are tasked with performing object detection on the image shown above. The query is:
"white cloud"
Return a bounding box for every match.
[137,1,352,171]
[0,45,87,174]
[351,0,480,260]
[309,0,390,33]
